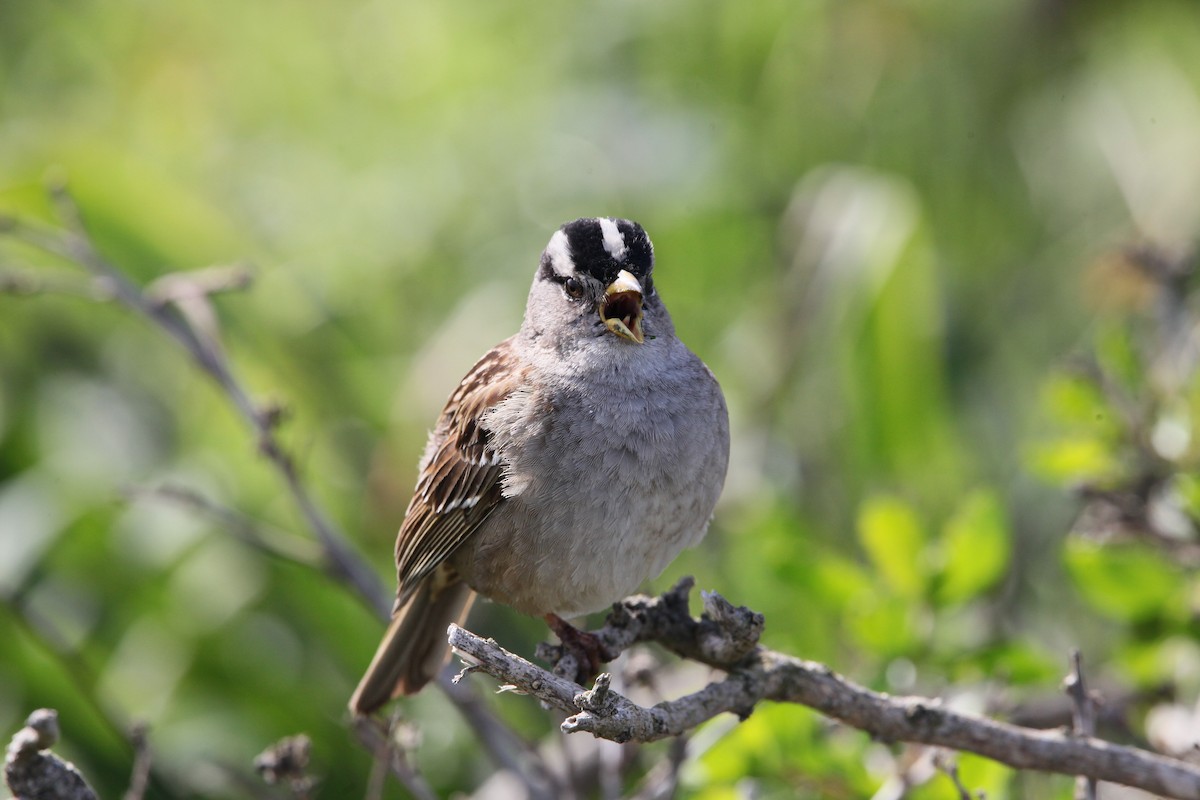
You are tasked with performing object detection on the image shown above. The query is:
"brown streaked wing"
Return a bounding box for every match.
[392,338,526,606]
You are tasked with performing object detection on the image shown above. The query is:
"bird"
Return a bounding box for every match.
[350,217,730,714]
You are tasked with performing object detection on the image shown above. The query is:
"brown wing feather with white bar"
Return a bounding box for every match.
[391,337,527,608]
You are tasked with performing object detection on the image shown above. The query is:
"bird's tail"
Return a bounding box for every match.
[349,571,475,714]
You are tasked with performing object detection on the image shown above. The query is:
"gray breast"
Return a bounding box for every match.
[458,344,729,617]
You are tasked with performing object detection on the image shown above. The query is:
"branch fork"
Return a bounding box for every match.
[450,578,1200,800]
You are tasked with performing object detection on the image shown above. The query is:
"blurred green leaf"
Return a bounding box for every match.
[1173,473,1200,519]
[1024,437,1120,485]
[857,494,927,598]
[2,0,1200,794]
[907,752,1015,799]
[1064,539,1182,623]
[847,594,920,655]
[935,489,1010,605]
[686,787,740,800]
[908,775,964,800]
[1095,322,1144,393]
[811,554,875,607]
[957,752,1015,800]
[1115,636,1200,689]
[696,704,871,797]
[1042,374,1117,432]
[967,641,1061,685]
[1026,372,1125,486]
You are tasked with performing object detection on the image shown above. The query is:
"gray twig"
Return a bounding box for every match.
[626,735,687,800]
[2,595,136,753]
[351,717,438,800]
[124,484,324,567]
[1,186,552,798]
[122,723,152,800]
[448,579,1200,800]
[6,185,390,619]
[4,709,99,800]
[145,263,254,306]
[436,667,564,800]
[254,734,315,799]
[1064,650,1099,800]
[933,750,977,800]
[0,266,116,298]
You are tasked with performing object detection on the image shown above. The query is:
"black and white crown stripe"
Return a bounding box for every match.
[543,229,576,278]
[597,218,628,262]
[538,217,655,287]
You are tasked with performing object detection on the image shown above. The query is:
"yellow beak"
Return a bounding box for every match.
[600,270,645,344]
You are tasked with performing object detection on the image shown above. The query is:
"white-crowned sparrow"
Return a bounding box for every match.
[350,217,729,713]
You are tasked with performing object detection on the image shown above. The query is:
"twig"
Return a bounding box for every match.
[4,709,99,800]
[594,669,629,800]
[2,596,135,754]
[436,668,564,800]
[365,745,388,800]
[626,735,687,800]
[1,599,190,799]
[123,484,324,568]
[1,187,552,799]
[254,734,315,799]
[134,492,561,798]
[351,717,438,800]
[1065,650,1099,800]
[933,751,977,800]
[145,264,254,306]
[122,723,152,800]
[0,266,116,298]
[5,185,390,619]
[448,580,1200,800]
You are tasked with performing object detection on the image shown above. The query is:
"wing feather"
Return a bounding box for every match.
[392,338,526,607]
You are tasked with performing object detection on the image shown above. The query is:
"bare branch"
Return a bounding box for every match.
[3,187,390,618]
[351,717,438,800]
[449,580,1200,800]
[123,484,324,567]
[5,709,99,800]
[3,594,136,749]
[254,734,315,799]
[436,668,564,800]
[933,751,977,800]
[1064,650,1099,800]
[122,723,152,800]
[0,266,117,299]
[626,735,687,800]
[1,188,553,799]
[145,264,254,306]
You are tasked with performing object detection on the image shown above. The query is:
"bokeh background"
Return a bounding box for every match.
[3,1,1200,798]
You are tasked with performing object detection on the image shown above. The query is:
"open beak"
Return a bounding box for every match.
[600,270,644,344]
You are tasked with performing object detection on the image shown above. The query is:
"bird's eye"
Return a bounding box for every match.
[564,277,584,299]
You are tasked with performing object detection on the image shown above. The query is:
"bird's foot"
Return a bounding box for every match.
[542,613,611,686]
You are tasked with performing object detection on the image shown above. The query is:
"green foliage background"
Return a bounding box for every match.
[3,1,1200,797]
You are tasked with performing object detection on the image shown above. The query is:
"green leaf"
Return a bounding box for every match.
[1064,539,1181,622]
[1042,374,1112,427]
[697,703,872,793]
[967,642,1061,685]
[1173,473,1200,519]
[857,494,927,598]
[1095,321,1144,392]
[847,595,919,655]
[1024,437,1119,485]
[811,555,874,606]
[956,752,1015,799]
[936,489,1010,605]
[908,752,1015,800]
